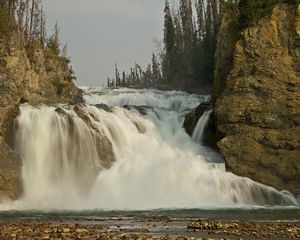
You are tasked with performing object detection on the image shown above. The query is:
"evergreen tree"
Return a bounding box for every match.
[151,53,161,83]
[179,0,194,51]
[47,22,60,56]
[163,0,176,83]
[121,71,126,87]
[195,0,205,39]
[115,63,121,87]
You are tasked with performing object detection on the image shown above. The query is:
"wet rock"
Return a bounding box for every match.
[183,103,222,150]
[19,97,28,104]
[0,219,299,240]
[74,105,116,169]
[187,219,220,231]
[55,107,68,116]
[123,105,151,116]
[96,103,113,112]
[62,228,70,233]
[213,3,300,195]
[183,102,210,136]
[188,219,300,239]
[75,228,89,233]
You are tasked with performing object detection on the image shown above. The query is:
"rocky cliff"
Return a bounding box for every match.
[214,3,300,196]
[0,28,82,200]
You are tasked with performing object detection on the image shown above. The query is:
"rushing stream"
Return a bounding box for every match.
[1,88,299,211]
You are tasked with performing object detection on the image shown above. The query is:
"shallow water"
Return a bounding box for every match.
[0,208,300,221]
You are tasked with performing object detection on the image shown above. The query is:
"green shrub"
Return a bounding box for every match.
[46,36,60,56]
[66,66,77,81]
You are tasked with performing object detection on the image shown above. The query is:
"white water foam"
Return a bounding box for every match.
[1,88,298,210]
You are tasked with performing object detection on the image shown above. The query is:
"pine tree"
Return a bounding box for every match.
[115,63,121,87]
[164,0,175,55]
[47,22,60,56]
[195,0,205,39]
[179,0,194,51]
[151,53,161,83]
[121,71,126,87]
[173,9,183,55]
[163,0,176,83]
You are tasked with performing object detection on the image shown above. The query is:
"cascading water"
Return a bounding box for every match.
[2,88,299,210]
[192,109,213,144]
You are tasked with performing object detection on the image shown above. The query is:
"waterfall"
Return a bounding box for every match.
[2,88,298,210]
[192,109,213,144]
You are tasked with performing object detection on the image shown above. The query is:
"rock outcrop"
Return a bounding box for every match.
[73,105,116,169]
[214,3,300,195]
[183,102,211,136]
[0,28,82,200]
[183,102,222,150]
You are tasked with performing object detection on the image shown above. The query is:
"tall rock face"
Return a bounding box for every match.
[0,29,82,200]
[214,3,300,195]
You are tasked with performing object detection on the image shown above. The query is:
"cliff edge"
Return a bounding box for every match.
[0,28,82,200]
[214,3,300,195]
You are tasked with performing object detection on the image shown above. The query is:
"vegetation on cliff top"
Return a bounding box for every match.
[0,0,76,95]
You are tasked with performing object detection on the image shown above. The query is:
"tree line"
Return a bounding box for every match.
[108,0,222,92]
[108,0,298,91]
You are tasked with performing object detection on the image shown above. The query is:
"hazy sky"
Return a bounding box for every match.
[43,0,165,87]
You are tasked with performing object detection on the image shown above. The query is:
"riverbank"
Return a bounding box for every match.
[0,216,299,239]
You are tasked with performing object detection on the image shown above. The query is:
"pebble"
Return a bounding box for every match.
[0,219,298,240]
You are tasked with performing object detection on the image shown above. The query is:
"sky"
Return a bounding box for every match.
[42,0,165,87]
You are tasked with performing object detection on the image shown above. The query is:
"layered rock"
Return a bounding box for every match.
[0,29,82,200]
[214,3,300,195]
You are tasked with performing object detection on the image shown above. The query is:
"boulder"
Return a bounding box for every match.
[183,102,210,136]
[183,102,222,150]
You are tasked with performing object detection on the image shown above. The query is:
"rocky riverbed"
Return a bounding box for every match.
[0,217,299,240]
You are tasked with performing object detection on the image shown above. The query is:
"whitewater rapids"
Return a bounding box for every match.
[2,88,298,210]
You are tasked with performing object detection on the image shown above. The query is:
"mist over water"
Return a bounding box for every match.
[1,88,298,211]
